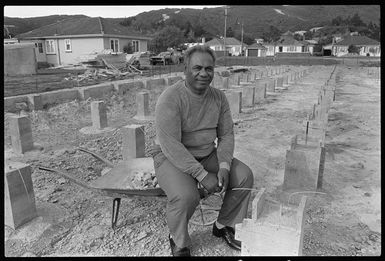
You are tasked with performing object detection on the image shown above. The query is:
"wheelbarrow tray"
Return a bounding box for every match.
[39,157,165,197]
[91,157,165,197]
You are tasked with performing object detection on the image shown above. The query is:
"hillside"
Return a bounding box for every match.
[5,5,380,40]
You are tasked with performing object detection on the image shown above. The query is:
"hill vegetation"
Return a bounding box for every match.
[4,5,380,53]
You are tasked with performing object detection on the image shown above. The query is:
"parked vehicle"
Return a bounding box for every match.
[149,51,173,65]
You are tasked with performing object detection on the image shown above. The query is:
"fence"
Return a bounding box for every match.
[216,56,380,67]
[141,63,184,78]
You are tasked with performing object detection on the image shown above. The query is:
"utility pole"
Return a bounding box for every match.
[224,6,228,58]
[241,20,244,56]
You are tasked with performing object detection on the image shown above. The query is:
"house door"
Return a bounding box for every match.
[248,49,259,57]
[279,46,283,52]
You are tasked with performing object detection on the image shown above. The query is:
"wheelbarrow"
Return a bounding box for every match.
[38,147,220,229]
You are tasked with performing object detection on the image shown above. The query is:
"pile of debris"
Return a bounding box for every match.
[64,50,144,85]
[131,170,159,189]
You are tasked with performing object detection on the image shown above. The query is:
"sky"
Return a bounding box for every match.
[4,5,222,18]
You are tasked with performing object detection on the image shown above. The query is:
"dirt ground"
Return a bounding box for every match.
[4,65,381,256]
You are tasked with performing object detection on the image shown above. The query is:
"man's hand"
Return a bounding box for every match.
[200,172,219,194]
[217,168,229,194]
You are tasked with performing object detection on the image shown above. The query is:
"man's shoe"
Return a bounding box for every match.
[169,234,191,256]
[212,223,241,251]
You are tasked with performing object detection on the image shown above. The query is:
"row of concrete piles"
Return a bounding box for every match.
[234,66,338,256]
[3,66,308,232]
[367,66,380,82]
[212,66,306,119]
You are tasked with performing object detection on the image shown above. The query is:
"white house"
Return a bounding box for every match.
[17,16,152,66]
[205,37,246,56]
[263,33,314,56]
[331,35,380,57]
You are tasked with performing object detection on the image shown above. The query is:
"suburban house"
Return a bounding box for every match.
[330,35,380,57]
[263,31,314,56]
[16,16,152,66]
[245,42,267,57]
[205,37,245,56]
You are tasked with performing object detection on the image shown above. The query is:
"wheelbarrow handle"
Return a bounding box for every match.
[76,147,114,168]
[38,166,98,192]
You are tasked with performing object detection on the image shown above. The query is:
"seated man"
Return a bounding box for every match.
[153,45,254,256]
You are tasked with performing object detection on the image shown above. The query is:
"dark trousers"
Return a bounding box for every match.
[154,150,254,248]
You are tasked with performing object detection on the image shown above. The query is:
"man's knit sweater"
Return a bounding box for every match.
[155,80,234,182]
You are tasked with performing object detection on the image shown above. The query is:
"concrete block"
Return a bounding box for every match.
[27,94,43,110]
[122,124,145,160]
[241,85,255,107]
[283,75,289,86]
[145,78,166,89]
[289,73,295,83]
[229,73,240,86]
[213,73,228,89]
[302,120,327,146]
[235,189,307,256]
[8,115,34,154]
[134,91,153,121]
[91,101,108,129]
[165,76,183,86]
[266,78,275,93]
[282,144,326,191]
[4,95,30,112]
[254,85,266,103]
[5,162,37,229]
[114,80,145,95]
[39,89,79,107]
[225,91,242,117]
[276,77,284,87]
[78,83,114,100]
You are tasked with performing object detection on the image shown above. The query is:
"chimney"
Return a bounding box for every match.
[202,37,206,44]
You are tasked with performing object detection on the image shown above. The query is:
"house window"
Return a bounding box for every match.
[110,39,119,52]
[288,46,296,52]
[38,43,43,53]
[64,39,72,52]
[45,40,55,54]
[132,40,139,52]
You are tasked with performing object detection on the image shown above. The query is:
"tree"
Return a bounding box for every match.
[331,16,344,26]
[293,33,303,41]
[304,30,313,40]
[120,17,136,27]
[349,13,366,27]
[348,44,360,54]
[148,25,185,54]
[261,25,281,43]
[226,26,235,37]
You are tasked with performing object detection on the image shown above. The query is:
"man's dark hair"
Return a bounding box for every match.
[184,45,216,66]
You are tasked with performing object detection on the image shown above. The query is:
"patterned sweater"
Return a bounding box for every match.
[155,80,234,182]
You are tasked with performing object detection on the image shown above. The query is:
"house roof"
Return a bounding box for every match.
[246,43,267,49]
[16,17,151,40]
[275,35,309,46]
[282,31,294,36]
[334,35,379,46]
[205,37,243,46]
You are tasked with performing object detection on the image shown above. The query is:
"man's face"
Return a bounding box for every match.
[184,51,214,94]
